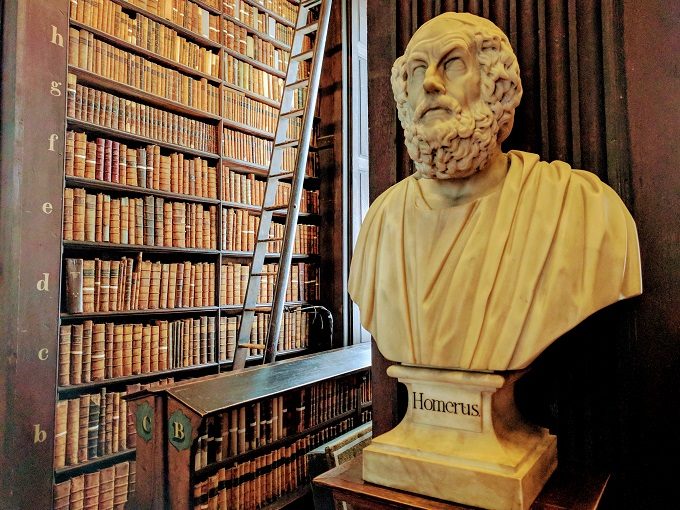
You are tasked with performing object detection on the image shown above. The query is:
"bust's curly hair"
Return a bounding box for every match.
[391,12,522,145]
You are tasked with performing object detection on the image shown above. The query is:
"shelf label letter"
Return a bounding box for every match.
[50,81,62,97]
[42,203,53,215]
[168,410,191,451]
[33,425,47,443]
[50,26,64,47]
[37,273,50,292]
[173,421,185,441]
[38,348,49,360]
[48,133,59,151]
[136,402,153,442]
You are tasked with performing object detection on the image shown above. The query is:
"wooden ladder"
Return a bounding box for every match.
[232,0,332,370]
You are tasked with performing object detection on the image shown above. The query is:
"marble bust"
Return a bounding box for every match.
[348,12,642,371]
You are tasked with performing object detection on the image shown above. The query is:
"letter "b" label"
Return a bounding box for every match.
[168,410,191,451]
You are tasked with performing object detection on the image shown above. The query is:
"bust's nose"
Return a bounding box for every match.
[422,65,445,94]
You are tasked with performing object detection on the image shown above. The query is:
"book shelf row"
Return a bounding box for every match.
[222,168,320,212]
[222,207,318,254]
[70,0,221,78]
[222,308,313,358]
[193,373,372,470]
[192,415,368,510]
[220,261,319,305]
[115,0,221,42]
[64,188,219,249]
[53,460,136,510]
[225,0,298,25]
[57,309,316,388]
[66,131,219,197]
[64,257,216,314]
[68,75,219,153]
[58,316,217,387]
[55,389,134,468]
[69,29,221,114]
[225,1,295,46]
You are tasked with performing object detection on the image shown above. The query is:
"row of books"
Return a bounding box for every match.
[193,437,308,510]
[64,257,216,314]
[222,167,320,213]
[66,131,218,198]
[223,20,288,72]
[224,54,284,101]
[192,417,359,510]
[58,316,217,387]
[54,389,133,468]
[67,75,219,153]
[69,28,221,114]
[221,307,312,358]
[223,88,278,133]
[224,0,297,24]
[222,127,273,166]
[308,377,365,427]
[123,0,221,42]
[64,188,218,249]
[194,393,294,469]
[70,0,221,78]
[219,262,319,305]
[221,208,318,254]
[224,1,295,46]
[53,460,135,510]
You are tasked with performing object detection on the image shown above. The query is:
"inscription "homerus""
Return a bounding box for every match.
[412,392,480,417]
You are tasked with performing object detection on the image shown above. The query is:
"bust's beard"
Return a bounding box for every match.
[403,98,500,179]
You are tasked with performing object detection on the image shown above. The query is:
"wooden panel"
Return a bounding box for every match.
[0,1,68,506]
[167,343,370,415]
[622,1,680,506]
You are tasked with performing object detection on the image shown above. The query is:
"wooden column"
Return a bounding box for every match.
[0,1,69,507]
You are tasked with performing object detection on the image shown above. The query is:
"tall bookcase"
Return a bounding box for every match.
[1,0,346,508]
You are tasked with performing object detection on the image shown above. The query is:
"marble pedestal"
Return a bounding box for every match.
[362,365,557,510]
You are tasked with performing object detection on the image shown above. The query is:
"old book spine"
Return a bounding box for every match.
[122,324,133,377]
[53,479,71,510]
[65,398,80,465]
[132,324,142,375]
[65,258,84,314]
[63,187,74,240]
[78,394,90,464]
[83,470,100,510]
[58,325,71,386]
[99,465,115,510]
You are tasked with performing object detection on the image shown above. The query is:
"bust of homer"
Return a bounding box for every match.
[348,12,642,371]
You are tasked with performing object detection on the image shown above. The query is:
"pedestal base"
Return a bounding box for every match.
[362,365,557,510]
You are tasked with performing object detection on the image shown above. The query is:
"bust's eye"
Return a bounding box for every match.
[410,64,426,81]
[444,57,466,76]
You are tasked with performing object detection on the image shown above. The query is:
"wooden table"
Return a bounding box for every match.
[312,454,609,510]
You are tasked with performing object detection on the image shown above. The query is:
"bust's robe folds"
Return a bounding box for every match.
[348,151,642,370]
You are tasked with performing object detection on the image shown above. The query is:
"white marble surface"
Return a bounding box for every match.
[362,365,557,509]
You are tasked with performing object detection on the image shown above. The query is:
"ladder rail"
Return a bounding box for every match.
[232,0,332,370]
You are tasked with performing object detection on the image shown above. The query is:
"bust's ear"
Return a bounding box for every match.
[497,115,514,145]
[391,55,408,100]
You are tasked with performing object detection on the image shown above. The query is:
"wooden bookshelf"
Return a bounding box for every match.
[0,0,350,507]
[127,343,372,509]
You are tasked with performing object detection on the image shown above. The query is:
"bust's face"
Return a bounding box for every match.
[404,23,482,130]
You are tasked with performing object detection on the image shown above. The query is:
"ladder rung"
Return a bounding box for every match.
[302,0,322,8]
[269,171,294,179]
[291,50,314,62]
[297,22,319,36]
[287,79,309,91]
[275,139,299,149]
[265,237,284,242]
[263,204,288,212]
[251,271,278,276]
[238,343,266,350]
[281,109,304,119]
[243,306,271,311]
